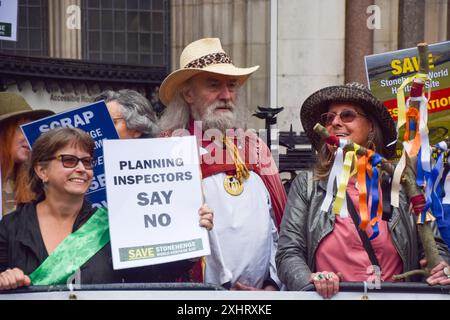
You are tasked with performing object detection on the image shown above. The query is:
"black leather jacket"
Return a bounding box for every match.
[276,172,450,291]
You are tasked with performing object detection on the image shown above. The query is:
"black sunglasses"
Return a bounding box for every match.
[45,154,95,170]
[320,110,367,126]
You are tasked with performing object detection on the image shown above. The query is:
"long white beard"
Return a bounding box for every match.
[192,101,238,132]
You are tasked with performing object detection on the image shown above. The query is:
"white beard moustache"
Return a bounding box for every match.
[193,101,238,132]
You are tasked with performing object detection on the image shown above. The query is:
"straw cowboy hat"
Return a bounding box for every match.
[0,92,54,128]
[158,38,259,106]
[300,82,397,159]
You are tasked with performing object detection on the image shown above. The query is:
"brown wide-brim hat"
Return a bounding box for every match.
[300,82,397,159]
[159,38,259,106]
[0,92,54,129]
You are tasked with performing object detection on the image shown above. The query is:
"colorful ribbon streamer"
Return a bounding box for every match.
[333,150,357,216]
[368,153,383,240]
[321,147,344,213]
[396,73,429,132]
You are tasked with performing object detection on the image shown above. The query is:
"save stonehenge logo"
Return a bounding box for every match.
[0,23,11,37]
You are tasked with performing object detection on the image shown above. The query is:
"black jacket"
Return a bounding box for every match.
[0,198,196,285]
[0,198,121,284]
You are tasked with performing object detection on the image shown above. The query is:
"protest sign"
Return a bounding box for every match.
[0,0,18,41]
[365,40,450,151]
[21,101,119,208]
[103,136,210,269]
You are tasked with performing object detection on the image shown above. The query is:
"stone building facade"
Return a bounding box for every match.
[1,0,449,133]
[170,0,450,133]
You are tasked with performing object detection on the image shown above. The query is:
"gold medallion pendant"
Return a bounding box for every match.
[223,175,244,196]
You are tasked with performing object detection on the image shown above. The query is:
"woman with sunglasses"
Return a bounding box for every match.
[276,83,450,299]
[0,127,214,290]
[0,127,120,289]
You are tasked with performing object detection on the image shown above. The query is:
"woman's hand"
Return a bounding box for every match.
[198,204,214,231]
[425,260,450,286]
[0,268,31,290]
[310,271,342,299]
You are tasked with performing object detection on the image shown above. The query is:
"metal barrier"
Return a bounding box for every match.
[301,282,450,294]
[1,282,449,300]
[0,282,226,294]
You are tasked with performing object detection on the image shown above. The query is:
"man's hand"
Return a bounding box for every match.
[0,268,31,290]
[198,204,214,231]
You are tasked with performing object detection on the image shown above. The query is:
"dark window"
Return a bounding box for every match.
[0,0,48,57]
[82,0,169,67]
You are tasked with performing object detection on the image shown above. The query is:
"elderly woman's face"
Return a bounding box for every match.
[106,100,142,139]
[324,103,373,146]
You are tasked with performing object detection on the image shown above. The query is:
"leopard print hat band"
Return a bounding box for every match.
[184,52,233,69]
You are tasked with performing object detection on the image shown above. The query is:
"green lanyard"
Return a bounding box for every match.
[29,207,110,285]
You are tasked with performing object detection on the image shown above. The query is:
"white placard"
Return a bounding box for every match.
[0,0,18,41]
[103,136,210,270]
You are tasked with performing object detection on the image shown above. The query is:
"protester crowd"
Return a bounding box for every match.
[0,38,450,298]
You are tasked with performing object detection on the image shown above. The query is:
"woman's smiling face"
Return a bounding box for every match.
[35,144,94,197]
[324,103,373,146]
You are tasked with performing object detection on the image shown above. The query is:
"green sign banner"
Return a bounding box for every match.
[119,239,204,262]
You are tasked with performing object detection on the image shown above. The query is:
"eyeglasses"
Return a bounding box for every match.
[45,154,95,170]
[320,110,367,126]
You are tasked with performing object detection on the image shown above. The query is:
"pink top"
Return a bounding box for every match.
[315,177,403,281]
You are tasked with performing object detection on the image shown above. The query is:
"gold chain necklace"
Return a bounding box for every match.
[222,137,250,196]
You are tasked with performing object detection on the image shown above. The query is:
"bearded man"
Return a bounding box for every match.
[158,38,286,290]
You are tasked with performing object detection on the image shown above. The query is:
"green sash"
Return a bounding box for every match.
[29,207,110,285]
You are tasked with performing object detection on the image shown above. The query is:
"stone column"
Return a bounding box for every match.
[48,0,81,59]
[170,0,270,130]
[277,0,345,132]
[373,0,399,54]
[424,0,447,44]
[345,0,374,84]
[398,0,425,49]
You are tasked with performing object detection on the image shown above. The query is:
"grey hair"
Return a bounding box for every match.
[95,89,160,138]
[158,85,248,132]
